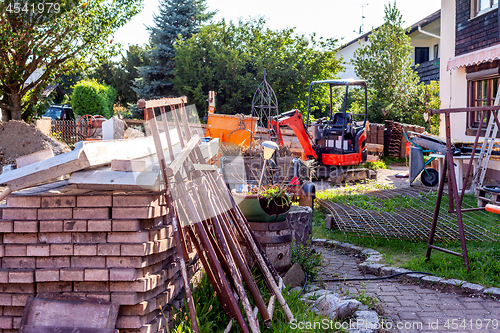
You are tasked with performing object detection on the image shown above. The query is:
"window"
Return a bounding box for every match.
[433,44,439,60]
[415,47,429,64]
[468,77,499,128]
[473,0,499,17]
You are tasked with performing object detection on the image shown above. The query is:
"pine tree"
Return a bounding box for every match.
[135,0,213,99]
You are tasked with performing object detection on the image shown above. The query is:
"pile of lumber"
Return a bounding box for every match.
[0,181,199,332]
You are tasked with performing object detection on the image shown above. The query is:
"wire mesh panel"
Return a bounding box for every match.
[250,70,279,145]
[50,120,85,146]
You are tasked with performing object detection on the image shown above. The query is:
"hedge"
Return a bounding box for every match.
[71,79,117,118]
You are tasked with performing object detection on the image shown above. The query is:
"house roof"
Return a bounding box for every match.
[338,9,441,50]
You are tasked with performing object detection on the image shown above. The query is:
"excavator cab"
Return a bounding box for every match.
[306,80,368,167]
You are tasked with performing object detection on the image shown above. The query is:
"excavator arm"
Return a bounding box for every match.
[269,109,317,160]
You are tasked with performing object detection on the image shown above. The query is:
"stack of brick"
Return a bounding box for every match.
[0,181,197,333]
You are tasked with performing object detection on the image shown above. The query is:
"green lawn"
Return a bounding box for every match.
[313,186,500,288]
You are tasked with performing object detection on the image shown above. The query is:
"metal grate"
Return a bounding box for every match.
[50,120,85,146]
[318,187,500,242]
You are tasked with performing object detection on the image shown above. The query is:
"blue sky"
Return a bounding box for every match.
[113,0,441,53]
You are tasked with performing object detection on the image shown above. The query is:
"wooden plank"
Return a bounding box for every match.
[367,143,384,153]
[111,160,146,172]
[20,296,119,329]
[0,132,179,191]
[165,135,201,176]
[16,149,54,168]
[144,96,188,108]
[366,155,379,162]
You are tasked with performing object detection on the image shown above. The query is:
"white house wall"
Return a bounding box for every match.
[337,39,369,81]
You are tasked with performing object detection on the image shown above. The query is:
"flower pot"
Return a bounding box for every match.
[231,191,290,222]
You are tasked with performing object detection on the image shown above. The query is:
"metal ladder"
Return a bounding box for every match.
[470,90,500,194]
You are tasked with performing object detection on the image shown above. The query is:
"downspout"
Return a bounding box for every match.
[418,25,441,39]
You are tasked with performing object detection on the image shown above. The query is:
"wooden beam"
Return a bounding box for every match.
[145,96,188,108]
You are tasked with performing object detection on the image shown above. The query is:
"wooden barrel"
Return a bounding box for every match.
[238,219,292,273]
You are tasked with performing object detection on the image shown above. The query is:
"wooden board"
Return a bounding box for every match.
[16,149,54,168]
[366,155,379,162]
[0,130,181,191]
[20,296,119,329]
[367,143,384,153]
[144,96,188,108]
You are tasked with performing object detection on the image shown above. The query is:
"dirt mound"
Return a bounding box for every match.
[0,120,70,168]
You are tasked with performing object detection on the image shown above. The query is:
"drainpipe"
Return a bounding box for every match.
[418,25,441,39]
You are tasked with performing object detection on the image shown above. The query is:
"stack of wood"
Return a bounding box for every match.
[0,182,199,332]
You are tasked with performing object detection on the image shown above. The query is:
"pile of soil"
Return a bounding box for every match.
[0,120,70,169]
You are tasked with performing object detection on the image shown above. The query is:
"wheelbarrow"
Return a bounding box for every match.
[404,129,439,186]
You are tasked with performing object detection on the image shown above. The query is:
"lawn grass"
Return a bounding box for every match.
[313,187,500,288]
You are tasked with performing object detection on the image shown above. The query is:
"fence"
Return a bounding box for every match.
[50,120,85,146]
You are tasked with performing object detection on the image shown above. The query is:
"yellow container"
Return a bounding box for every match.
[206,114,258,148]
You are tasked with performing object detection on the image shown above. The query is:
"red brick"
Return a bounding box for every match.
[39,220,63,232]
[84,268,109,281]
[84,293,111,302]
[149,226,171,241]
[121,243,153,256]
[73,244,97,256]
[3,306,23,316]
[38,232,72,244]
[77,195,112,207]
[97,244,120,256]
[3,233,37,244]
[60,268,84,281]
[50,244,73,256]
[107,231,149,243]
[74,281,109,292]
[109,268,139,281]
[13,221,38,233]
[2,208,37,220]
[111,219,141,232]
[112,194,159,207]
[112,206,165,219]
[0,269,9,283]
[63,220,87,232]
[8,270,34,283]
[35,269,59,282]
[36,256,70,269]
[106,256,145,268]
[71,256,106,268]
[37,282,72,293]
[7,196,40,208]
[37,208,73,220]
[0,220,14,233]
[26,244,50,257]
[0,294,12,306]
[40,196,76,208]
[73,207,110,220]
[2,257,35,269]
[0,244,4,257]
[0,283,35,293]
[72,232,106,243]
[12,294,31,306]
[88,219,112,232]
[4,245,27,257]
[0,316,13,329]
[13,316,21,329]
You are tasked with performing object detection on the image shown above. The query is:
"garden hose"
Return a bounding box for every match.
[311,271,436,283]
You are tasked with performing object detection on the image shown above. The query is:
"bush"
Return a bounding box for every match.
[71,79,116,118]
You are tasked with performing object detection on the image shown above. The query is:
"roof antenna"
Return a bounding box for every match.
[353,3,369,35]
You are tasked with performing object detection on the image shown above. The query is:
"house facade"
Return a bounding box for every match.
[440,0,500,177]
[337,10,441,84]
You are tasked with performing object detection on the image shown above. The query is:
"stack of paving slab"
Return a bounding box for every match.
[0,180,199,333]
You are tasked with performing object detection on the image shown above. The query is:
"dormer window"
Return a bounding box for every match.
[472,0,499,18]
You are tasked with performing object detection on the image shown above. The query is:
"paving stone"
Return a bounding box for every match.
[379,266,397,276]
[483,287,500,298]
[461,282,485,294]
[360,263,385,275]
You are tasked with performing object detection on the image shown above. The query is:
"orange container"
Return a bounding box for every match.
[206,114,258,148]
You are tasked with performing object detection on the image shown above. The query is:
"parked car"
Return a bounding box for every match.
[41,105,75,120]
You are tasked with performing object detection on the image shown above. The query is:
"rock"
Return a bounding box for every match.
[484,287,500,298]
[313,294,361,319]
[283,263,306,288]
[461,282,484,294]
[350,310,380,333]
[288,205,312,245]
[325,214,333,229]
[301,289,331,302]
[124,127,145,139]
[289,286,303,295]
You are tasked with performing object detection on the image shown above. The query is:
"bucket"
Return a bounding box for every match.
[238,219,292,273]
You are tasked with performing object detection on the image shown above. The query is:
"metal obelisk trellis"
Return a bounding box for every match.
[250,70,279,149]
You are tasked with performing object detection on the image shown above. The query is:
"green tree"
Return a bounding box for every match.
[71,79,117,118]
[173,18,343,120]
[0,0,142,121]
[135,0,214,99]
[90,44,150,107]
[352,2,430,126]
